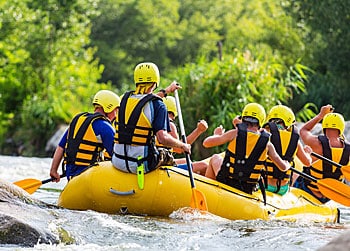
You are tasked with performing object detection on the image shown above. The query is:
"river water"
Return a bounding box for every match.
[0,155,349,250]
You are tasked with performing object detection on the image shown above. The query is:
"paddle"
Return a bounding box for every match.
[14,174,66,194]
[292,167,350,206]
[174,89,208,211]
[311,152,350,180]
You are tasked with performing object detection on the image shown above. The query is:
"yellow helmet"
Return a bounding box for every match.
[266,105,295,127]
[134,62,160,88]
[322,113,345,135]
[163,96,178,118]
[93,90,121,113]
[242,103,266,127]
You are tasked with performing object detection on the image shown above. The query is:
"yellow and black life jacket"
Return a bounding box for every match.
[305,135,350,193]
[265,122,299,189]
[216,123,270,194]
[64,112,107,167]
[113,91,162,172]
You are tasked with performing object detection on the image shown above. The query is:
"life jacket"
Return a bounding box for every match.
[113,91,162,172]
[216,123,270,194]
[64,112,107,167]
[305,135,350,193]
[265,122,299,191]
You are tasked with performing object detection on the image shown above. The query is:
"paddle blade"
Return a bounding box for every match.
[190,188,208,211]
[341,166,350,181]
[317,178,350,207]
[14,178,43,194]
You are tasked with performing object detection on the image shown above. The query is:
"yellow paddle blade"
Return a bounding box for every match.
[190,188,208,211]
[14,178,42,194]
[341,166,350,181]
[318,178,350,207]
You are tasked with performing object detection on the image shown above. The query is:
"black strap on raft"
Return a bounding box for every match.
[65,112,105,165]
[117,91,161,145]
[259,169,267,205]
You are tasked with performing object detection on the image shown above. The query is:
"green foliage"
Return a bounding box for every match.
[0,0,114,156]
[286,0,350,118]
[91,0,307,90]
[91,0,185,87]
[165,50,308,159]
[1,0,347,157]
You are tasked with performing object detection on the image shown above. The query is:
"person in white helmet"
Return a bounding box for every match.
[50,90,120,181]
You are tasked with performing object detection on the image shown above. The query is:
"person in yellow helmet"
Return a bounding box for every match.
[203,103,291,194]
[50,90,121,181]
[294,104,350,203]
[112,62,191,174]
[263,105,312,195]
[162,95,209,175]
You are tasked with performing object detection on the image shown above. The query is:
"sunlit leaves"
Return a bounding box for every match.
[165,50,308,158]
[0,0,107,155]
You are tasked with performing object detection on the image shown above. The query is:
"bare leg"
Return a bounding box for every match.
[175,158,186,165]
[192,161,208,176]
[175,158,208,176]
[205,154,223,180]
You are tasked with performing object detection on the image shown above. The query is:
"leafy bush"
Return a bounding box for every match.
[164,50,309,159]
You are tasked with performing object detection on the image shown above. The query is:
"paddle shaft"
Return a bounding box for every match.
[43,174,66,184]
[14,173,66,194]
[291,167,316,183]
[291,166,350,206]
[311,152,342,168]
[174,90,195,188]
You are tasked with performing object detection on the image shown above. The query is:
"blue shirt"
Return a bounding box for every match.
[59,115,115,178]
[151,99,171,133]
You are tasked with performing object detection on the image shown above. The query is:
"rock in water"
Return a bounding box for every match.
[0,179,59,247]
[318,230,350,251]
[0,214,58,247]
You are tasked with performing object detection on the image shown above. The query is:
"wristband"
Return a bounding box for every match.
[160,89,167,98]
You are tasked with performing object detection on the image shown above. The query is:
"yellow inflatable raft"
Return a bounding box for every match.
[58,161,339,223]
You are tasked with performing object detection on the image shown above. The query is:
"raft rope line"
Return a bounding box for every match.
[162,167,325,211]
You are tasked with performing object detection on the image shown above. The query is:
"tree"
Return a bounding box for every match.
[286,0,350,117]
[164,51,308,159]
[0,0,112,155]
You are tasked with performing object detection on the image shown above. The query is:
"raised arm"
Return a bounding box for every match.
[186,119,208,145]
[203,126,236,148]
[300,104,333,150]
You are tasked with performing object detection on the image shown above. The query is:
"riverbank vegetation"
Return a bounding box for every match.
[0,0,348,158]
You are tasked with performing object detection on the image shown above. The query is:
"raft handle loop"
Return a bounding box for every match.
[109,188,135,196]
